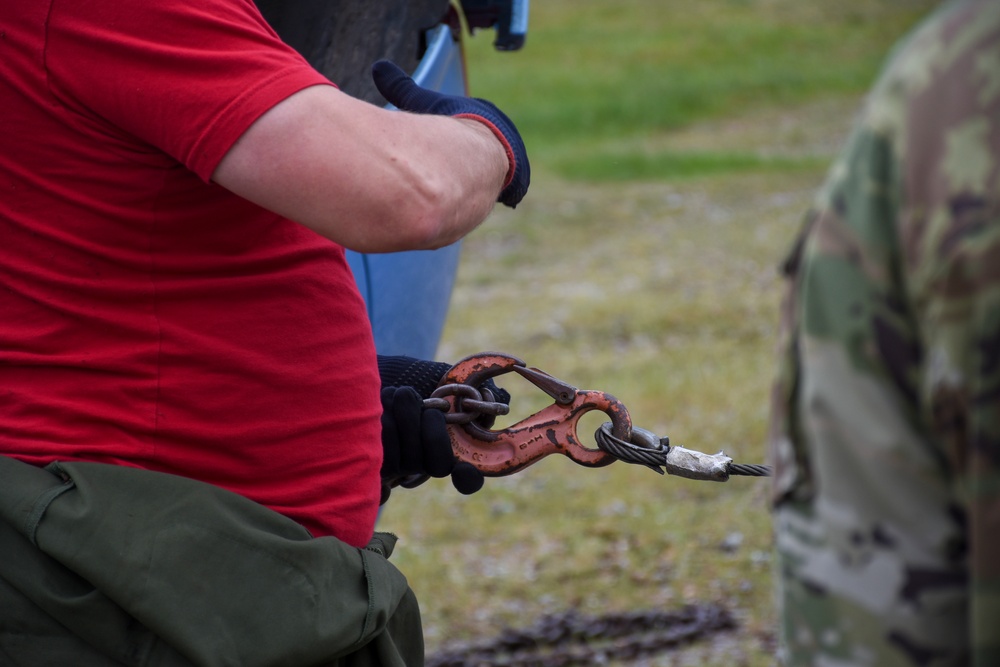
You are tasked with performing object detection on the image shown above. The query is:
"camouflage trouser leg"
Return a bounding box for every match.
[777,504,944,667]
[772,329,970,666]
[770,220,973,667]
[775,498,968,667]
[768,4,1000,663]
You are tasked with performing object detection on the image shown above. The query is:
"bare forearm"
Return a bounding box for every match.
[213,85,508,253]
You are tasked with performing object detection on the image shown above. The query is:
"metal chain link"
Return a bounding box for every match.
[425,385,509,424]
[426,604,736,667]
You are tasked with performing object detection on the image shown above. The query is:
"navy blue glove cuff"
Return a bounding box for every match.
[377,354,511,406]
[371,59,529,208]
[377,356,451,399]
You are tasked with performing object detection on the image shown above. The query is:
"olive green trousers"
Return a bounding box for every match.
[0,455,423,666]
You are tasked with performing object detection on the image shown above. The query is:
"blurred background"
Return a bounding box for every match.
[379,1,937,664]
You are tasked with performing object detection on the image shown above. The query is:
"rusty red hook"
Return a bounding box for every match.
[432,352,633,476]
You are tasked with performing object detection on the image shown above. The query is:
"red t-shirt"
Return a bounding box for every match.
[0,0,383,547]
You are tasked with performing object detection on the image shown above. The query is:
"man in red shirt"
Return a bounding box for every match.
[1,0,528,662]
[0,0,525,549]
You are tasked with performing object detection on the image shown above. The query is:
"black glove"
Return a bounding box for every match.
[380,386,485,503]
[371,59,530,208]
[377,355,510,503]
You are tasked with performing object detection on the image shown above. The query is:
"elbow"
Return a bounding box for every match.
[386,177,460,250]
[408,207,460,251]
[329,179,456,254]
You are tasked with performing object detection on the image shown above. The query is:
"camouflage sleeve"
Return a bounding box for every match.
[769,1,1000,665]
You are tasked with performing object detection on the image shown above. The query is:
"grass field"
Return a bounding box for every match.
[378,1,937,664]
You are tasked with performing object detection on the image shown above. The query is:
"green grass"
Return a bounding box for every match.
[388,172,814,665]
[552,150,827,182]
[462,0,934,181]
[377,2,938,664]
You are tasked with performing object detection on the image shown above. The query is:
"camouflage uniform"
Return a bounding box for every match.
[769,1,1000,665]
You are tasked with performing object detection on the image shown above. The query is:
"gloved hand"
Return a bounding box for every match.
[379,386,484,502]
[371,59,530,208]
[377,355,510,503]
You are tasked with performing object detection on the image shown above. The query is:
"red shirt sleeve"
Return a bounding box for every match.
[44,0,332,180]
